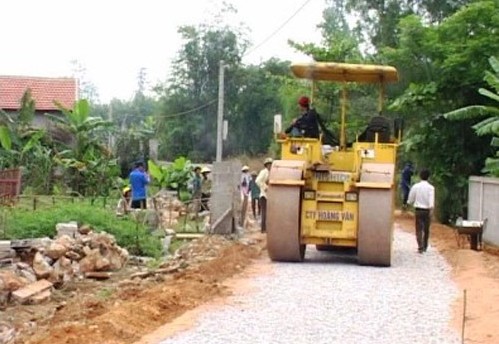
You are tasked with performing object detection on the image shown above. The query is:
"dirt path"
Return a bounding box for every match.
[6,213,499,344]
[397,211,499,344]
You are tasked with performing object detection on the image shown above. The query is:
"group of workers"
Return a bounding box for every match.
[190,165,212,212]
[238,157,273,232]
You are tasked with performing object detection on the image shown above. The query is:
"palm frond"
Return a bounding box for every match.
[444,105,497,120]
[473,117,499,136]
[489,56,499,74]
[478,88,499,103]
[483,71,499,94]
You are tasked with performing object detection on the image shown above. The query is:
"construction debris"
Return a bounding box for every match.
[11,279,53,304]
[0,224,129,308]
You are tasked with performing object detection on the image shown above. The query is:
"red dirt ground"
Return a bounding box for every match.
[4,212,499,344]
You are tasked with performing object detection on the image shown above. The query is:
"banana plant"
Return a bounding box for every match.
[148,157,193,198]
[47,99,117,195]
[445,56,499,176]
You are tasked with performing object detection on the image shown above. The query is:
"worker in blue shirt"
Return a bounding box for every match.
[129,161,150,209]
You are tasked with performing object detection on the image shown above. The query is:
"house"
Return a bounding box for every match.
[0,75,78,128]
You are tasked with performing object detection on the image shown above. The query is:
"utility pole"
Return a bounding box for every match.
[216,60,225,162]
[108,103,114,151]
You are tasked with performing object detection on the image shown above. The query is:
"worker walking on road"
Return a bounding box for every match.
[256,158,273,233]
[400,162,414,210]
[407,169,435,253]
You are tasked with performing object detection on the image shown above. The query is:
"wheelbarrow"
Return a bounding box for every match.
[453,218,487,251]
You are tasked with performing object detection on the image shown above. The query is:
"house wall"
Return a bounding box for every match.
[468,176,499,246]
[3,110,59,129]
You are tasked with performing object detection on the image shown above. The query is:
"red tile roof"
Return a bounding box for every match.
[0,76,78,111]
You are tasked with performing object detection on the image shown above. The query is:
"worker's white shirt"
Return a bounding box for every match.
[255,168,270,198]
[408,180,434,209]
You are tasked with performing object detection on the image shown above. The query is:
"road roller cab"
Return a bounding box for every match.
[267,62,401,266]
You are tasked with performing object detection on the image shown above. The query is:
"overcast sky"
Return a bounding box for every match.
[0,0,326,102]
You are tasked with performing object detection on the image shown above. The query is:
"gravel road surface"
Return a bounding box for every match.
[160,225,461,344]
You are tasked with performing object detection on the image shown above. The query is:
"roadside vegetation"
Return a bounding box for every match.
[0,0,497,239]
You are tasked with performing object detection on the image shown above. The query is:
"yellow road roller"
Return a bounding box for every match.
[267,62,401,266]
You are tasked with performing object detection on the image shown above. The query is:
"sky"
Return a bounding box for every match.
[0,0,326,103]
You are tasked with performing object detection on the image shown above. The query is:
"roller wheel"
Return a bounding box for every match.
[357,188,393,266]
[266,162,305,262]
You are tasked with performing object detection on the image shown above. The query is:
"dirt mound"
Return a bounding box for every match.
[5,233,265,344]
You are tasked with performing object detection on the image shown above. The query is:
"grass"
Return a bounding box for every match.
[174,215,205,233]
[0,202,163,257]
[96,287,115,300]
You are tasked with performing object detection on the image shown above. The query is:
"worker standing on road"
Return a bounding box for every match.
[400,162,414,210]
[249,171,261,219]
[407,169,435,253]
[239,165,251,227]
[256,158,273,233]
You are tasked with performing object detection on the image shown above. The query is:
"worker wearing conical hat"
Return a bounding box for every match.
[200,167,212,211]
[256,158,273,233]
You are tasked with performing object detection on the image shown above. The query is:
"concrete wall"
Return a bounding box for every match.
[468,176,499,246]
[209,161,241,234]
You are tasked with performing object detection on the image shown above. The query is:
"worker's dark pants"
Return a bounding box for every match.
[415,208,431,251]
[251,197,260,218]
[201,193,210,211]
[260,196,267,233]
[131,199,147,209]
[401,186,410,206]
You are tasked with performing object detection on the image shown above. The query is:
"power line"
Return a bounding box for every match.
[243,0,314,58]
[152,0,314,120]
[153,99,217,119]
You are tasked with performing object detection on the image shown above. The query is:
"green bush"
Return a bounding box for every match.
[1,203,162,257]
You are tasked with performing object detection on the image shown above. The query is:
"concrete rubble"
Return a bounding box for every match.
[0,222,129,308]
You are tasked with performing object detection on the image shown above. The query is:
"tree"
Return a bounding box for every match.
[224,59,290,156]
[290,0,362,62]
[48,99,118,196]
[445,56,499,176]
[0,90,55,193]
[71,60,100,104]
[384,1,499,222]
[156,4,249,161]
[344,0,473,52]
[345,0,410,51]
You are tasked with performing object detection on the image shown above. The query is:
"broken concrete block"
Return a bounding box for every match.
[11,279,52,304]
[45,242,68,260]
[0,270,26,292]
[0,240,10,251]
[29,289,51,304]
[32,252,53,279]
[56,222,78,238]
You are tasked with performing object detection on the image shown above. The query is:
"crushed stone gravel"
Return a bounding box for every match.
[160,227,460,344]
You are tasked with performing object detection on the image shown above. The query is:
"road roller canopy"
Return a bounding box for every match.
[290,62,398,84]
